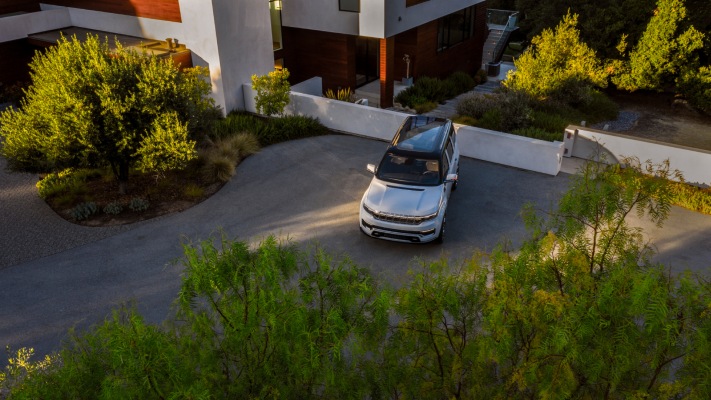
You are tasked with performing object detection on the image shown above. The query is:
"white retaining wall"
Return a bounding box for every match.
[456,125,564,176]
[243,83,564,176]
[564,126,711,186]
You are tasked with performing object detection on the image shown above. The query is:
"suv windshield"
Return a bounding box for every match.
[377,153,441,186]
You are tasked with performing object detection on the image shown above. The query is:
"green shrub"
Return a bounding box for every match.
[183,184,205,199]
[456,93,499,119]
[324,87,356,102]
[477,109,503,131]
[475,69,488,84]
[510,127,563,142]
[212,113,273,139]
[71,202,98,221]
[103,201,123,215]
[530,111,569,134]
[201,155,235,183]
[415,76,448,103]
[413,101,438,114]
[581,89,619,123]
[394,87,427,109]
[446,71,476,94]
[263,115,328,146]
[452,115,478,126]
[498,90,533,132]
[36,169,77,199]
[677,66,711,115]
[669,181,711,214]
[128,197,150,212]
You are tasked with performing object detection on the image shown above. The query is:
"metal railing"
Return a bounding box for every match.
[486,9,519,31]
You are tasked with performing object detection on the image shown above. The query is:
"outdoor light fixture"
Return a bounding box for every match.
[274,0,282,10]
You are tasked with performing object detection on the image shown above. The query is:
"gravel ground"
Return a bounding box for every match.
[591,110,640,132]
[0,157,132,269]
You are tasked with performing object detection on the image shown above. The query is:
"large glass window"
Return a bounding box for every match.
[339,0,359,12]
[269,0,283,51]
[437,6,475,52]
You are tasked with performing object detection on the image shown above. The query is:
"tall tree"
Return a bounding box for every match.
[502,12,608,102]
[0,34,216,194]
[613,0,705,91]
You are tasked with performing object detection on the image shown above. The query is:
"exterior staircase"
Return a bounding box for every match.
[482,10,519,66]
[482,29,506,65]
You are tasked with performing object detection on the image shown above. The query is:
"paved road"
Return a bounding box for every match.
[1,135,710,365]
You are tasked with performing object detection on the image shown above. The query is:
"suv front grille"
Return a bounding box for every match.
[363,204,437,225]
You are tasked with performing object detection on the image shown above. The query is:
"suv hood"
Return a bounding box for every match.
[364,179,442,216]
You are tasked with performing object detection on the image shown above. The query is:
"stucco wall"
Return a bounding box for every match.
[244,82,564,176]
[0,9,70,42]
[281,0,485,39]
[36,0,273,113]
[564,126,711,186]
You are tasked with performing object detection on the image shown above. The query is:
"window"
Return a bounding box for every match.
[339,0,359,12]
[437,6,475,51]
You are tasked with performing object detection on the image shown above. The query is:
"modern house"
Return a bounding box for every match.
[1,0,487,111]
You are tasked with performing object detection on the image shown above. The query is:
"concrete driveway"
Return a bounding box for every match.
[1,134,710,364]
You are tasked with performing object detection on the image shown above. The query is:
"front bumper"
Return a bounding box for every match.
[359,210,441,243]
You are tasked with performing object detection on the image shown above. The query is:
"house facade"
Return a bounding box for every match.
[278,0,487,107]
[1,0,487,111]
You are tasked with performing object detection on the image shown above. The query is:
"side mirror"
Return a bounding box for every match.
[366,164,376,174]
[445,173,458,183]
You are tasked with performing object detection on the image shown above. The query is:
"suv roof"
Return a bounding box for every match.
[390,116,451,159]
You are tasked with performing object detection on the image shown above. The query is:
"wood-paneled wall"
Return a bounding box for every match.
[397,2,487,80]
[0,39,41,86]
[282,27,356,93]
[0,0,40,15]
[42,0,181,22]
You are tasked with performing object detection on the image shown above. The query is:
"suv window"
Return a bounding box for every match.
[377,154,441,186]
[446,139,454,164]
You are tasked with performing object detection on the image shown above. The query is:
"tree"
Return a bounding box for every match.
[502,12,608,104]
[0,34,216,194]
[251,68,291,117]
[612,0,705,91]
[4,162,711,399]
[677,65,711,114]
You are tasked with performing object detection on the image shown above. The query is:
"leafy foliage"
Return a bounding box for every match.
[128,197,150,212]
[677,65,711,114]
[503,12,608,101]
[0,34,215,194]
[263,115,329,146]
[324,87,356,102]
[395,72,479,110]
[612,0,705,91]
[70,201,97,221]
[251,68,291,116]
[6,161,711,398]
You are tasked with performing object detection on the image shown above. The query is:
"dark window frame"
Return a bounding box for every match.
[437,6,476,52]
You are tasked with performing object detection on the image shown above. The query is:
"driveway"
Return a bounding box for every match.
[1,134,710,364]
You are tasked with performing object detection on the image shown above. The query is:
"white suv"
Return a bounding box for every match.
[360,116,459,243]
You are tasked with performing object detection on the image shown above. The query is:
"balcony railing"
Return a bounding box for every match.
[486,9,519,31]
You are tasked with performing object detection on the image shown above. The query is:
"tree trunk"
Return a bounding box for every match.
[118,162,129,195]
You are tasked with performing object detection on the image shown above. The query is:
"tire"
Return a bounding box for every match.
[435,214,446,244]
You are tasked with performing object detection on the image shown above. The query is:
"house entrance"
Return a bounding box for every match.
[355,37,379,87]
